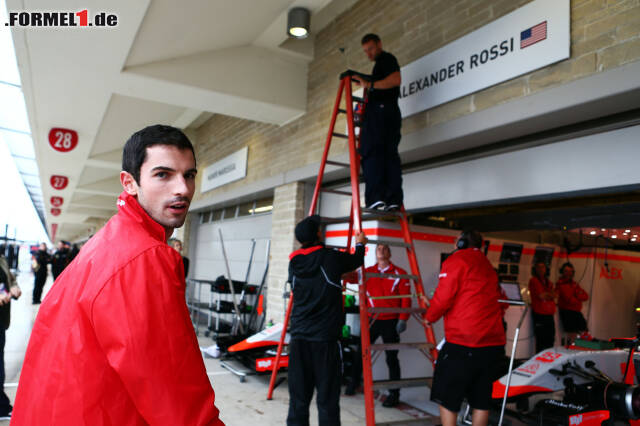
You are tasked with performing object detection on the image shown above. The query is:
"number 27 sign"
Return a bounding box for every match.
[48,128,78,153]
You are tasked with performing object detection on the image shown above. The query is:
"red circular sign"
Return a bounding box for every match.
[50,175,68,190]
[51,196,64,207]
[48,128,78,153]
[51,208,61,216]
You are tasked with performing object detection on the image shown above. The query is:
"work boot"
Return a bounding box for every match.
[382,391,399,407]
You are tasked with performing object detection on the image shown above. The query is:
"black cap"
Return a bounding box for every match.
[295,215,322,244]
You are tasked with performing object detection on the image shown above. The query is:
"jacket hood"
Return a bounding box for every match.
[289,245,325,278]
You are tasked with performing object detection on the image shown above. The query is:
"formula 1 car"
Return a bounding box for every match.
[487,338,640,425]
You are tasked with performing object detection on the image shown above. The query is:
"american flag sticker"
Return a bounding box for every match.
[520,21,547,48]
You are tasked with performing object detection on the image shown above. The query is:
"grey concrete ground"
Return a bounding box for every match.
[1,271,438,425]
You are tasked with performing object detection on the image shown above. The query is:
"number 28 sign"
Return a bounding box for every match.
[48,128,78,153]
[50,175,68,190]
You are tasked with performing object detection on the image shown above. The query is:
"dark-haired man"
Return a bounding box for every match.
[529,261,557,353]
[13,125,224,425]
[352,33,403,211]
[556,262,589,344]
[51,241,70,281]
[287,215,366,426]
[31,242,50,304]
[426,230,505,426]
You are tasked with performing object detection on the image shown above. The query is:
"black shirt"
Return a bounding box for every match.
[288,244,364,341]
[369,50,400,104]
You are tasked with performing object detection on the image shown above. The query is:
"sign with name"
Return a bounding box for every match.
[201,147,248,193]
[398,0,569,118]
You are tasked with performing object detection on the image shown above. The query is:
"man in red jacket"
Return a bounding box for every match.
[364,244,410,407]
[556,262,589,343]
[529,261,557,353]
[427,230,505,426]
[12,125,224,425]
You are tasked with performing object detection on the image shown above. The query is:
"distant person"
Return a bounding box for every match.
[556,262,589,343]
[68,243,80,263]
[287,215,366,426]
[169,238,190,278]
[51,241,70,281]
[13,125,224,425]
[352,33,403,211]
[361,244,410,407]
[529,262,557,352]
[31,243,50,304]
[0,251,21,420]
[426,230,505,426]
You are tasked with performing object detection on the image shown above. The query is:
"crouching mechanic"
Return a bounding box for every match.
[426,230,505,426]
[364,243,410,407]
[12,125,224,425]
[287,215,367,426]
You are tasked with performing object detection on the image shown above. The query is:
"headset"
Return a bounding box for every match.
[457,230,482,250]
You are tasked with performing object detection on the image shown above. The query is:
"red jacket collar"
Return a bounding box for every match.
[289,245,323,260]
[116,191,167,242]
[557,277,575,285]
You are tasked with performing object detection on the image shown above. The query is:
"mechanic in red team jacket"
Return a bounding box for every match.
[529,261,557,353]
[556,262,589,343]
[426,230,505,426]
[13,125,224,425]
[363,244,410,407]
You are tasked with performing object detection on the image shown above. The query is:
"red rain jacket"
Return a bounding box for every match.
[556,277,588,312]
[364,263,411,321]
[426,248,505,348]
[529,276,557,315]
[12,192,224,426]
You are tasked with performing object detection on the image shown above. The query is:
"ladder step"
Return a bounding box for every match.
[371,342,435,351]
[372,377,433,390]
[325,160,350,168]
[364,272,419,280]
[320,188,352,196]
[375,417,435,426]
[332,132,349,139]
[368,307,426,314]
[368,238,411,248]
[319,216,347,224]
[362,207,403,217]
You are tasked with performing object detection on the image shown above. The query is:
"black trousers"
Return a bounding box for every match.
[532,313,555,353]
[370,319,401,394]
[360,102,403,207]
[0,329,11,415]
[287,339,341,426]
[33,271,47,303]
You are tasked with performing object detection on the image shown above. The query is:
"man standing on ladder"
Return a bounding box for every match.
[426,231,506,426]
[351,244,410,407]
[287,215,367,426]
[353,33,403,211]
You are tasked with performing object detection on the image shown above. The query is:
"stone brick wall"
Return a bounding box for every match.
[188,0,640,319]
[265,182,305,322]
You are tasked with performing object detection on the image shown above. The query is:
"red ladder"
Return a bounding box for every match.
[267,71,438,425]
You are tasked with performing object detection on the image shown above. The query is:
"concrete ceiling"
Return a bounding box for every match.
[8,0,356,242]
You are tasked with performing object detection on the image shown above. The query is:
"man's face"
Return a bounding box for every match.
[376,245,391,263]
[362,40,382,62]
[121,145,197,236]
[535,263,547,278]
[57,242,64,250]
[562,266,574,280]
[171,241,183,253]
[39,243,47,251]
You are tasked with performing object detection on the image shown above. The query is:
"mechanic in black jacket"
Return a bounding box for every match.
[287,215,367,426]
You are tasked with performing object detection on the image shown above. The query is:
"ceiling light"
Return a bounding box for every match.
[249,205,273,214]
[287,7,310,39]
[612,235,617,239]
[634,234,638,238]
[589,231,596,235]
[601,228,606,231]
[626,229,631,233]
[632,238,637,242]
